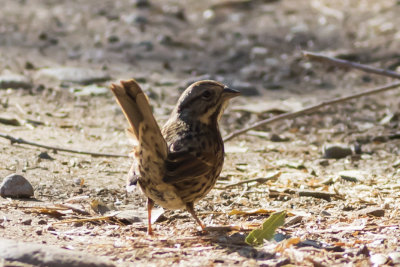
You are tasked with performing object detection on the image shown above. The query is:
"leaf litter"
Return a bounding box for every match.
[1,0,400,266]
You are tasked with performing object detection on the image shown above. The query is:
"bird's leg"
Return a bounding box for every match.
[186,202,205,230]
[147,198,154,235]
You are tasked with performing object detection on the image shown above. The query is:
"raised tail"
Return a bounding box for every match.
[109,79,168,161]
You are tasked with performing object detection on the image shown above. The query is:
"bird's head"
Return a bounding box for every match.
[174,80,240,125]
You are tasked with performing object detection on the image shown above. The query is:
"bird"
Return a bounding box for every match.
[110,79,239,234]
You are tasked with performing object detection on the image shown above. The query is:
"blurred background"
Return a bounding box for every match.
[1,0,399,96]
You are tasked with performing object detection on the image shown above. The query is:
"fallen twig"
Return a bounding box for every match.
[224,52,400,142]
[303,51,400,79]
[21,206,67,218]
[0,117,21,126]
[52,215,114,225]
[216,172,280,189]
[0,133,129,158]
[204,225,244,232]
[56,203,90,216]
[223,82,400,141]
[285,189,341,201]
[296,190,337,201]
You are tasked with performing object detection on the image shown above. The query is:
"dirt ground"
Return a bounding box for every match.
[1,0,400,266]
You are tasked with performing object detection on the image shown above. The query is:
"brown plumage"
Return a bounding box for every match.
[110,79,239,234]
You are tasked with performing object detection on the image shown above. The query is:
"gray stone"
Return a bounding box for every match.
[38,151,54,160]
[35,67,110,85]
[0,174,34,198]
[270,133,289,142]
[370,254,388,265]
[389,252,400,264]
[0,238,115,267]
[323,143,352,159]
[0,73,32,89]
[21,219,32,225]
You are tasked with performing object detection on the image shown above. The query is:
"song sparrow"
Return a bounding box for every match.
[110,79,239,234]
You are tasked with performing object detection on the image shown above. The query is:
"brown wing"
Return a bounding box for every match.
[163,150,214,184]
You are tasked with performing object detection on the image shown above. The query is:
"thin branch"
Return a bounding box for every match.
[289,189,338,201]
[51,215,115,225]
[303,51,400,79]
[216,172,280,189]
[0,133,129,158]
[56,204,90,215]
[223,82,400,142]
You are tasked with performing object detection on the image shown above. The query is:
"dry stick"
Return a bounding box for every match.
[303,51,400,79]
[288,189,338,201]
[224,52,400,142]
[0,133,129,158]
[223,81,400,142]
[217,172,280,189]
[52,216,114,225]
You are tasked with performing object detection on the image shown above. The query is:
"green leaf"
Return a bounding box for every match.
[245,210,286,246]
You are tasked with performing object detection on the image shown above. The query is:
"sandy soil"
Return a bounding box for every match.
[1,0,400,266]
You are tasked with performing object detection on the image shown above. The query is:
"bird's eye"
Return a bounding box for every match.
[202,90,212,100]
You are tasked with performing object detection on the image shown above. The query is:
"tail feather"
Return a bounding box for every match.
[110,79,168,160]
[110,80,144,138]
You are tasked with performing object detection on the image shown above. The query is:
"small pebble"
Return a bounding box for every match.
[37,219,47,225]
[389,252,400,264]
[323,143,352,159]
[318,159,329,167]
[46,226,56,231]
[0,173,34,198]
[357,245,370,257]
[370,254,388,265]
[321,210,331,216]
[270,133,289,142]
[38,152,54,160]
[73,178,84,185]
[21,219,32,225]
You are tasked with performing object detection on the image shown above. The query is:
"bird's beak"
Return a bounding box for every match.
[222,87,240,99]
